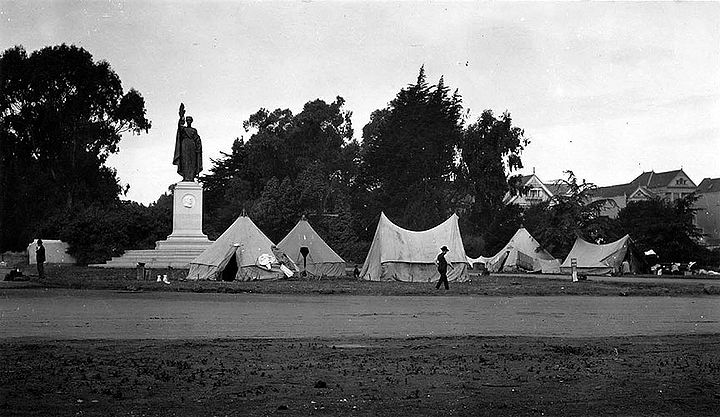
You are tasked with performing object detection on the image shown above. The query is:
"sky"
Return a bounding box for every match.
[2,1,719,205]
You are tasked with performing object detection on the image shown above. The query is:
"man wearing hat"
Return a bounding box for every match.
[435,245,454,290]
[36,239,46,279]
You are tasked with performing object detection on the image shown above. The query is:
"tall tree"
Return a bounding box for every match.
[356,67,464,232]
[458,110,527,255]
[0,44,150,250]
[202,97,359,257]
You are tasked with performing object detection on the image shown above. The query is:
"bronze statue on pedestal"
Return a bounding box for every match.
[173,103,203,181]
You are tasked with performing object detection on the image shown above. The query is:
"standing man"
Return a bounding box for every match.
[173,103,203,181]
[36,239,46,279]
[435,245,454,290]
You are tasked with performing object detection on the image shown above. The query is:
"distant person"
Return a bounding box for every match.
[353,264,360,279]
[35,239,46,279]
[435,246,454,290]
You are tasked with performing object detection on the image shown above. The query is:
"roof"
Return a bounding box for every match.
[589,169,695,199]
[630,169,690,188]
[543,182,570,196]
[519,174,534,185]
[590,183,636,198]
[697,178,720,194]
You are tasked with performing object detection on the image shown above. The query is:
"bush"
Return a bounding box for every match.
[41,197,171,265]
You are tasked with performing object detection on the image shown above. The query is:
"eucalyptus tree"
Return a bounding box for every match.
[0,44,150,250]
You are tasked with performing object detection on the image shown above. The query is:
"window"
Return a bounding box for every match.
[676,178,686,185]
[527,188,543,200]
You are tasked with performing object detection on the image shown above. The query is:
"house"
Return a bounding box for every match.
[695,178,720,248]
[589,169,697,218]
[628,169,697,201]
[503,173,583,208]
[503,174,554,207]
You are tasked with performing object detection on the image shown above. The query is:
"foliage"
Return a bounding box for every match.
[617,195,706,262]
[39,195,172,265]
[355,67,464,232]
[0,44,150,251]
[202,97,360,258]
[457,110,528,255]
[463,203,524,258]
[524,171,617,258]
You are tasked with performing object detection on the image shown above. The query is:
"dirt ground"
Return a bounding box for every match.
[4,266,720,416]
[20,265,720,297]
[2,335,720,416]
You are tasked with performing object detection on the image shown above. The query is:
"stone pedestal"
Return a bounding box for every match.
[90,181,212,269]
[156,181,210,249]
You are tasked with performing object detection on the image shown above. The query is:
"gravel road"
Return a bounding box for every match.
[2,289,719,339]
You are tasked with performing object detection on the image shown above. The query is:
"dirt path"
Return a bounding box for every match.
[2,289,720,339]
[3,336,720,416]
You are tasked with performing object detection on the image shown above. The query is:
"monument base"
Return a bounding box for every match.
[91,181,212,269]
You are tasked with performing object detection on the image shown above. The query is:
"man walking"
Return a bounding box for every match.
[435,245,454,290]
[36,239,46,279]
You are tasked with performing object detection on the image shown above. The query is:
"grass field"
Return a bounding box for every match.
[14,264,720,297]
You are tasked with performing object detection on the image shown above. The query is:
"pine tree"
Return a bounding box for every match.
[356,67,464,231]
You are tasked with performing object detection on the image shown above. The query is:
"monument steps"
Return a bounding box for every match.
[90,246,210,269]
[121,248,206,256]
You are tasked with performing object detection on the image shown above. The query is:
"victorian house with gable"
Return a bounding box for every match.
[505,169,720,247]
[502,173,554,207]
[588,169,698,218]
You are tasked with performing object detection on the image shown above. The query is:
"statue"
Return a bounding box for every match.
[173,103,203,181]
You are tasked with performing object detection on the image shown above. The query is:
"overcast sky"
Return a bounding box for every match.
[2,1,719,204]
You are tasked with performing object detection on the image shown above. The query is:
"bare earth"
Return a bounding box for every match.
[2,269,720,416]
[2,335,720,416]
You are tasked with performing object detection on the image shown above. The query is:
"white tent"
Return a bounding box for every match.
[360,212,469,282]
[27,239,75,264]
[277,217,346,277]
[467,228,558,273]
[560,235,637,275]
[187,215,282,281]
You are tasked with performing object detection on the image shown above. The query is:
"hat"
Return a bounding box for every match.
[441,246,449,252]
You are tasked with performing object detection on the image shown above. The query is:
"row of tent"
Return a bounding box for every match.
[187,212,639,282]
[187,216,345,281]
[466,228,639,277]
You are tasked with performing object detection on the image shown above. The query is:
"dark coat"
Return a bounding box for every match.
[36,245,46,263]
